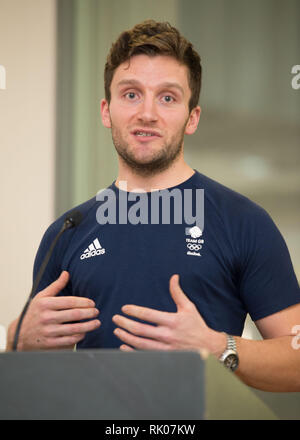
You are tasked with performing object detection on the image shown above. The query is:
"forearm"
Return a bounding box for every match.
[212,334,300,392]
[5,319,17,351]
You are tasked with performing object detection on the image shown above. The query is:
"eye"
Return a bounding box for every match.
[162,95,175,103]
[125,91,138,100]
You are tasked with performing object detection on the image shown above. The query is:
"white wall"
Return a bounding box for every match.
[0,0,57,348]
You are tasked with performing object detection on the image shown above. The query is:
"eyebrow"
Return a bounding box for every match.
[116,79,185,95]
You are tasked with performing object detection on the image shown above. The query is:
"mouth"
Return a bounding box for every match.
[131,129,162,139]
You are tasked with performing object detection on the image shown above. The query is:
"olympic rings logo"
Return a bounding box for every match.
[187,244,202,251]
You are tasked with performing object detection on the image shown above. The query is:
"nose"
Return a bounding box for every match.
[137,94,158,123]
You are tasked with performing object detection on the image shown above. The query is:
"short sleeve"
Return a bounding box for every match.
[238,207,300,321]
[32,219,74,296]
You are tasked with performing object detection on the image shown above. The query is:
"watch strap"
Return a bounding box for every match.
[219,333,239,372]
[227,334,237,351]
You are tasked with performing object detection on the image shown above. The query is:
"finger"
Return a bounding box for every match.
[119,344,135,351]
[45,319,101,338]
[169,274,192,310]
[43,333,86,349]
[37,271,70,298]
[113,327,170,351]
[121,304,172,326]
[43,296,96,311]
[46,307,99,324]
[60,319,101,336]
[112,314,162,339]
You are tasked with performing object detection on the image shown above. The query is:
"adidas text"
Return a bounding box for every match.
[80,248,105,259]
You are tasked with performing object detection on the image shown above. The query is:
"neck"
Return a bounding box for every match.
[115,158,195,193]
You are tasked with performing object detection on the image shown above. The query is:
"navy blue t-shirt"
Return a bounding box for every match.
[33,171,300,348]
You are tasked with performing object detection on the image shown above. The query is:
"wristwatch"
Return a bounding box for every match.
[219,333,239,372]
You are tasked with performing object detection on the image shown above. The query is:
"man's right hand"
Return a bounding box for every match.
[6,271,100,351]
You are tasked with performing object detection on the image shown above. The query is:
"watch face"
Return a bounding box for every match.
[224,353,239,371]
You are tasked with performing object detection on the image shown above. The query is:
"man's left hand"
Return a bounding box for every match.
[112,274,225,355]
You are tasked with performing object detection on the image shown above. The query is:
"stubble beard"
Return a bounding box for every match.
[110,122,187,178]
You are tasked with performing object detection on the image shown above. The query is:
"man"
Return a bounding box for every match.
[7,21,300,392]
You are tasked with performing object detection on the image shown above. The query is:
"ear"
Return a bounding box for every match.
[100,99,111,128]
[185,105,201,135]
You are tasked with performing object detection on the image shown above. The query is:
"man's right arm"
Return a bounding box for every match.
[6,271,101,351]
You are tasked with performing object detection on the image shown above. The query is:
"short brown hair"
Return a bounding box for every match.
[104,20,202,112]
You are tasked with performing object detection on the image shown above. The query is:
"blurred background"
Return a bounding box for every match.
[0,0,299,348]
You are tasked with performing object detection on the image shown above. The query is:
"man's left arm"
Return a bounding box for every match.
[112,274,300,392]
[233,304,300,392]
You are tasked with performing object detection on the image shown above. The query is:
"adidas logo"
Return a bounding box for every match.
[80,238,105,260]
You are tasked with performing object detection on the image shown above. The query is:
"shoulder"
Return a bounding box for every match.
[192,170,273,227]
[47,196,98,235]
[33,195,100,280]
[37,196,100,254]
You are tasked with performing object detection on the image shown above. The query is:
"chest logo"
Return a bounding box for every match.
[80,238,105,260]
[185,226,204,257]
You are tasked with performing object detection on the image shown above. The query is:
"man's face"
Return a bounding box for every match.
[101,55,200,175]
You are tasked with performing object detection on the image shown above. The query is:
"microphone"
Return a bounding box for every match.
[12,210,83,351]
